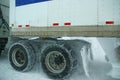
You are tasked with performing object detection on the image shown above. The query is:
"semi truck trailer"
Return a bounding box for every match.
[0,0,120,79]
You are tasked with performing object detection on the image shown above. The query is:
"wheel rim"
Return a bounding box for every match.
[12,48,26,67]
[45,51,66,74]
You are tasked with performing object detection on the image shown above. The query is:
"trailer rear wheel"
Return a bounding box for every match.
[41,44,76,79]
[8,41,35,72]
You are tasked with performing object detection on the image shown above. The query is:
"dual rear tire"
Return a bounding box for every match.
[8,41,77,79]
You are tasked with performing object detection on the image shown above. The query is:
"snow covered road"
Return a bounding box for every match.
[0,53,119,80]
[0,53,51,80]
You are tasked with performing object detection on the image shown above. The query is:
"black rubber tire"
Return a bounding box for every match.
[41,44,77,79]
[8,41,35,72]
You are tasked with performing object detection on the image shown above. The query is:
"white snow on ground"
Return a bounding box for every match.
[0,53,51,80]
[0,53,118,80]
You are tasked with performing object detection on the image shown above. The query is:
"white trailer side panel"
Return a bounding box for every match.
[98,0,120,25]
[10,0,120,27]
[16,2,48,27]
[10,0,120,37]
[48,0,97,26]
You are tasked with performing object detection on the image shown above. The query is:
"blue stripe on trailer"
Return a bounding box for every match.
[16,0,50,6]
